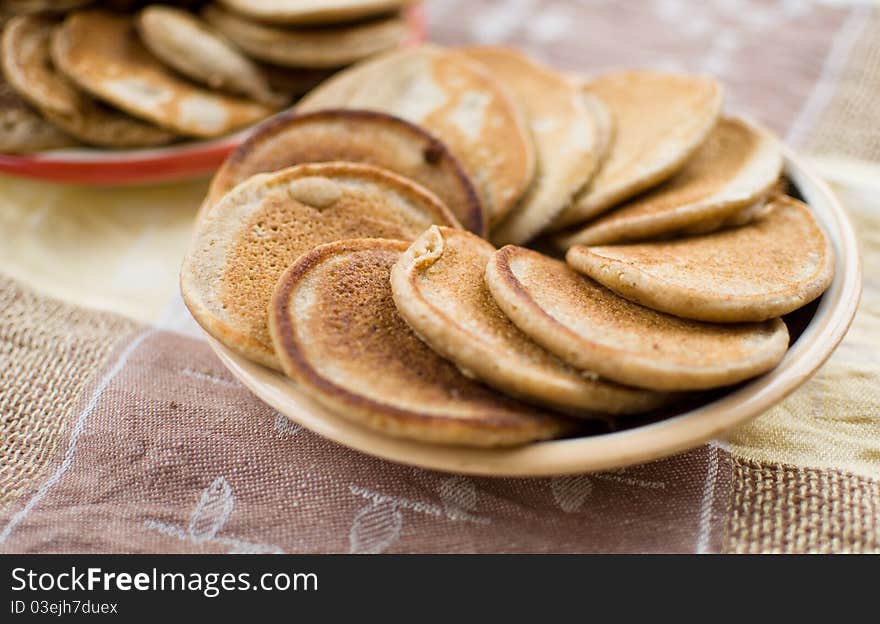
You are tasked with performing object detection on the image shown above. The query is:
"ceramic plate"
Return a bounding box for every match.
[0,6,426,185]
[205,148,862,476]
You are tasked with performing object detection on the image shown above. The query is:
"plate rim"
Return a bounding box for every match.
[204,147,863,476]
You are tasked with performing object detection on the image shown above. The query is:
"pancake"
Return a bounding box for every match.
[181,161,459,370]
[485,245,789,391]
[680,197,772,236]
[217,0,412,25]
[565,196,834,323]
[3,0,93,13]
[552,70,722,230]
[460,46,598,246]
[1,14,175,148]
[0,73,76,153]
[202,4,408,69]
[269,238,572,447]
[297,45,536,225]
[51,10,275,138]
[582,91,614,164]
[555,116,782,247]
[136,5,282,107]
[390,226,666,415]
[207,109,486,234]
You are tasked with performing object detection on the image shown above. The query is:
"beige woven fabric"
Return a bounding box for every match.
[804,9,880,162]
[0,1,878,553]
[724,184,880,484]
[727,459,880,554]
[0,316,733,553]
[0,276,135,510]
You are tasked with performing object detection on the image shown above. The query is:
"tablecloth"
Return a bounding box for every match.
[1,0,878,553]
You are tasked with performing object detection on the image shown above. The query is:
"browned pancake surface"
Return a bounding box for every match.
[485,245,789,391]
[554,70,722,229]
[391,226,666,415]
[297,45,535,225]
[270,238,570,446]
[1,14,174,147]
[218,0,411,25]
[181,162,459,369]
[203,4,408,69]
[460,46,598,245]
[208,109,485,234]
[556,116,781,247]
[52,9,274,138]
[137,5,281,106]
[566,196,834,322]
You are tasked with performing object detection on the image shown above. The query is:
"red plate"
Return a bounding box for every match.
[0,6,426,185]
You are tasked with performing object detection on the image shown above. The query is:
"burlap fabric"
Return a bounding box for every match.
[0,0,878,553]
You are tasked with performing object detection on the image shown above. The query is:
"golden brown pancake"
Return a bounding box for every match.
[137,5,282,107]
[581,90,614,165]
[552,70,722,230]
[1,14,175,148]
[202,4,408,69]
[0,72,76,152]
[565,196,834,323]
[679,197,772,236]
[217,0,412,25]
[3,0,93,13]
[485,245,789,391]
[269,238,572,447]
[390,226,667,415]
[51,10,275,138]
[207,109,486,234]
[555,116,782,247]
[297,45,536,225]
[460,46,598,246]
[181,161,460,370]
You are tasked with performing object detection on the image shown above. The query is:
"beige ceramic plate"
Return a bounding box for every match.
[206,148,861,476]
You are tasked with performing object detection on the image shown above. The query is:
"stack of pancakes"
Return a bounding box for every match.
[0,0,418,152]
[181,44,835,448]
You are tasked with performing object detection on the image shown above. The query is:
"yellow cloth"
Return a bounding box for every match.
[725,164,880,480]
[0,174,206,324]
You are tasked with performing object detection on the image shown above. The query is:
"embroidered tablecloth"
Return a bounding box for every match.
[1,0,878,553]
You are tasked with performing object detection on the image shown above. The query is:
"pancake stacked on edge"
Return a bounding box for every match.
[203,4,409,70]
[181,161,459,370]
[460,46,600,246]
[486,245,789,391]
[566,196,834,323]
[270,238,572,447]
[0,72,75,153]
[52,10,275,138]
[207,109,485,235]
[217,0,413,26]
[1,14,175,147]
[391,226,667,416]
[184,44,835,448]
[0,1,423,151]
[555,116,782,248]
[553,70,722,230]
[137,5,283,107]
[297,45,536,226]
